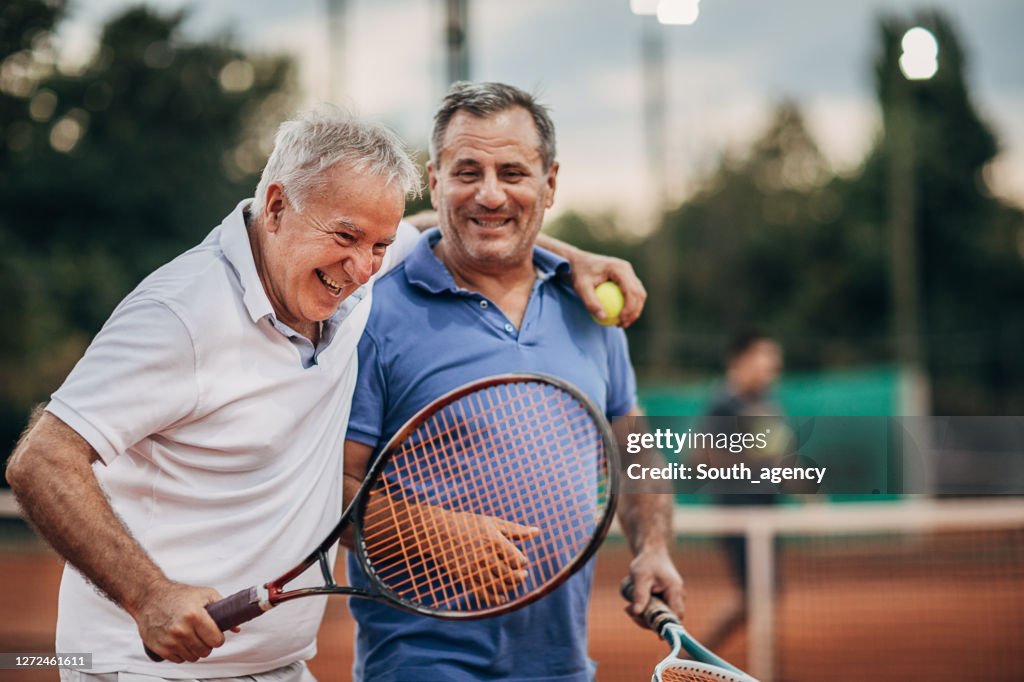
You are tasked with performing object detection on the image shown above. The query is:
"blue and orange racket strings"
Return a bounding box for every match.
[360,381,611,610]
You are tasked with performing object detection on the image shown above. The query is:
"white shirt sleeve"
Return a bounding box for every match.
[46,298,199,464]
[377,220,422,276]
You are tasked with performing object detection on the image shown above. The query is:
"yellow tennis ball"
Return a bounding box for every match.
[592,281,624,326]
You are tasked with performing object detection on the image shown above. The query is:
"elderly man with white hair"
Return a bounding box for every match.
[6,104,645,682]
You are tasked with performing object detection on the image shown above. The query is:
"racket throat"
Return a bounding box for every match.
[253,584,274,611]
[664,627,685,660]
[666,624,745,675]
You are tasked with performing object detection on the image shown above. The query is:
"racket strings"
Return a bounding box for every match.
[372,405,597,574]
[421,384,598,605]
[424,390,598,608]
[369,394,533,608]
[365,394,601,607]
[360,380,611,611]
[360,383,567,537]
[661,668,739,682]
[361,383,594,539]
[364,393,544,606]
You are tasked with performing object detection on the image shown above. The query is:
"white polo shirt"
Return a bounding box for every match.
[46,201,419,678]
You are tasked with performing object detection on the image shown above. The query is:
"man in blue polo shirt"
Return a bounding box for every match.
[343,81,684,682]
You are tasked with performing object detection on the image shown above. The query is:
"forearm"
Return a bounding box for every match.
[613,410,673,554]
[535,233,579,260]
[339,472,365,549]
[341,439,376,549]
[618,490,673,555]
[7,413,168,617]
[612,409,685,618]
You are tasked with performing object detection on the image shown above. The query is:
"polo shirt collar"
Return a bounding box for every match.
[220,200,275,325]
[404,228,572,294]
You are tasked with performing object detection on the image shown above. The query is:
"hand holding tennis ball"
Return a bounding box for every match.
[591,281,625,326]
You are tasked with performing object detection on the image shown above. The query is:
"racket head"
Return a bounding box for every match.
[656,659,758,682]
[352,373,618,618]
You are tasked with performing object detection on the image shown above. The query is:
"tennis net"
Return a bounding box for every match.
[600,498,1024,682]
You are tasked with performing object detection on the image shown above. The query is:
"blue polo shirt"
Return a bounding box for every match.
[346,228,637,682]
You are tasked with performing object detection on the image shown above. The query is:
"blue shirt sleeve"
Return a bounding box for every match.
[346,328,388,448]
[605,327,638,418]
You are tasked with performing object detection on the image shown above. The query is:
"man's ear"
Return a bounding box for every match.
[263,182,287,232]
[544,162,559,209]
[427,161,440,210]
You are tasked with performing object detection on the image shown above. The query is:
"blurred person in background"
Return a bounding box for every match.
[691,329,786,649]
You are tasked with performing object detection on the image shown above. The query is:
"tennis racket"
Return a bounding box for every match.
[146,373,618,661]
[622,578,759,682]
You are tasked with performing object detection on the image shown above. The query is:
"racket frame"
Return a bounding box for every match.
[263,372,619,618]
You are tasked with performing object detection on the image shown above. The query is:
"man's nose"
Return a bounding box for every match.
[476,173,507,210]
[343,247,375,285]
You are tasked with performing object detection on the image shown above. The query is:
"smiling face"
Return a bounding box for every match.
[252,163,404,338]
[428,107,558,274]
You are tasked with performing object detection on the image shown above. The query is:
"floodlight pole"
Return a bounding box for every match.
[445,0,470,84]
[639,13,675,374]
[326,0,348,101]
[641,18,668,202]
[888,37,932,418]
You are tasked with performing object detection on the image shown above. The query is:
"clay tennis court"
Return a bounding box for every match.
[3,523,1022,682]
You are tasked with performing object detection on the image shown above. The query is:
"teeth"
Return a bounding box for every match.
[472,219,510,228]
[317,270,343,293]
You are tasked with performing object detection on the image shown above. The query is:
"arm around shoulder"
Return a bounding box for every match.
[536,233,647,328]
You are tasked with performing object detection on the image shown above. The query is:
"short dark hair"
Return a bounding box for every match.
[726,329,775,362]
[430,81,556,171]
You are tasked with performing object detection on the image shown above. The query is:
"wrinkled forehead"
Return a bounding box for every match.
[304,161,405,201]
[436,107,544,166]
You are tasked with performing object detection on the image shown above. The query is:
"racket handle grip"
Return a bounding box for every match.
[143,586,267,662]
[620,577,682,634]
[206,586,268,630]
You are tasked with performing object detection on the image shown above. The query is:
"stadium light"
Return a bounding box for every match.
[888,25,938,418]
[899,27,939,80]
[630,0,659,15]
[658,0,700,26]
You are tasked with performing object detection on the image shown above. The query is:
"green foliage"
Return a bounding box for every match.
[869,11,1022,413]
[552,12,1023,413]
[651,102,892,373]
[403,153,434,218]
[0,3,294,453]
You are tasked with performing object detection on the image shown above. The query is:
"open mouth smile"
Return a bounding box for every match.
[316,269,345,296]
[469,217,513,228]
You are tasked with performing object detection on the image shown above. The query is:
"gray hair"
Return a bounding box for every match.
[252,103,420,219]
[430,81,556,171]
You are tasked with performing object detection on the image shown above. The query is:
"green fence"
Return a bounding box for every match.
[638,366,901,504]
[639,365,898,417]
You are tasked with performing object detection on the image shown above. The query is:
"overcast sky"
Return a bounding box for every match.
[58,0,1024,220]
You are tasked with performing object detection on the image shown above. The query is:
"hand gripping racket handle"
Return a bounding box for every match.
[620,576,681,635]
[144,586,267,662]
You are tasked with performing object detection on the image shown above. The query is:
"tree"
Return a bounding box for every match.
[0,5,294,455]
[549,10,1023,414]
[869,11,1024,413]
